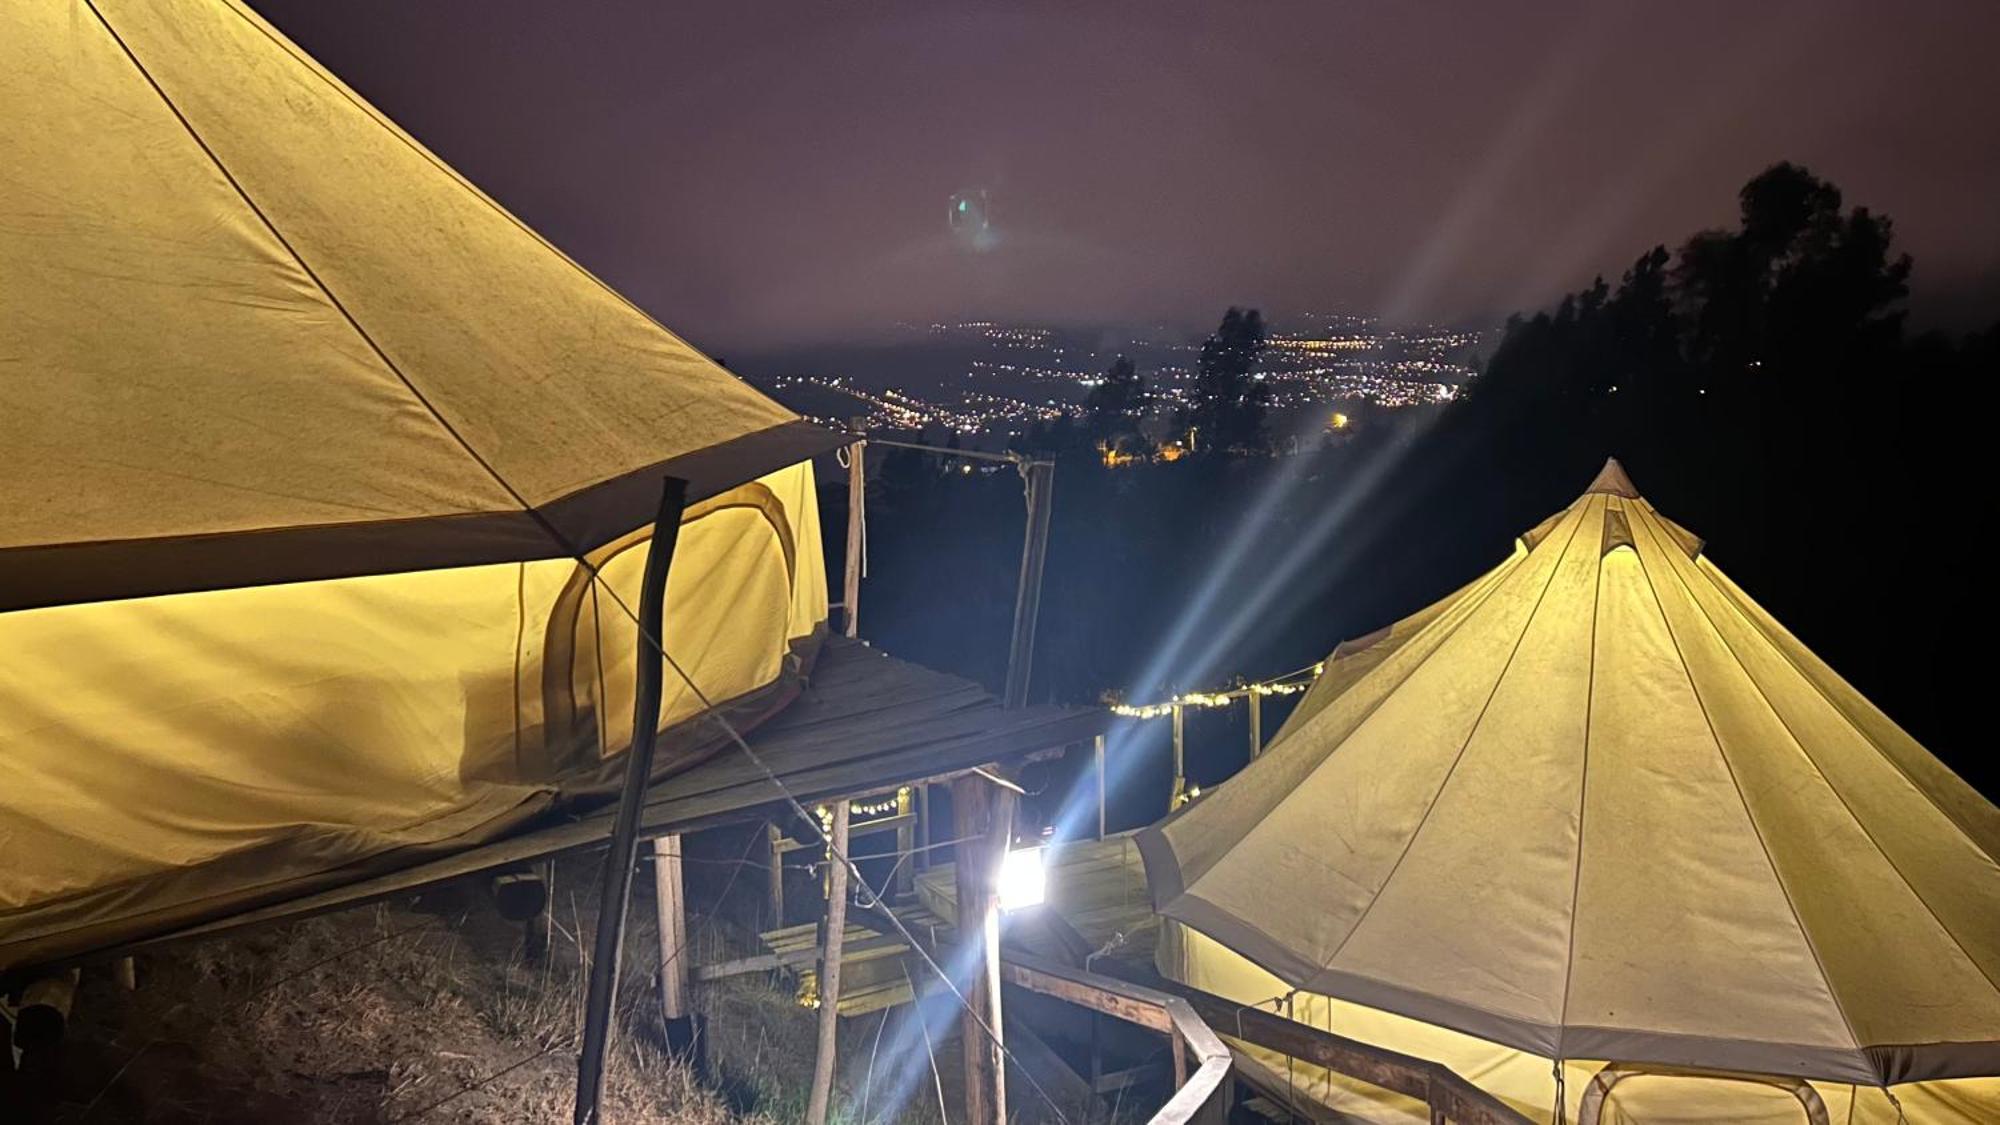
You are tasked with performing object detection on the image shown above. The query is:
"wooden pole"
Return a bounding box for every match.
[573,476,689,1125]
[893,787,916,901]
[952,772,1018,1125]
[1003,460,1055,708]
[1095,734,1108,840]
[843,436,865,638]
[1171,703,1186,807]
[914,784,932,870]
[652,834,695,1057]
[806,802,851,1125]
[767,821,786,928]
[1247,692,1263,758]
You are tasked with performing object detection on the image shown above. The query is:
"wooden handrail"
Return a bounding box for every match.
[1151,976,1533,1125]
[999,952,1231,1125]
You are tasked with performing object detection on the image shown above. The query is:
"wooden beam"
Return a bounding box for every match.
[996,951,1233,1125]
[651,834,693,1056]
[805,802,851,1125]
[1150,976,1532,1125]
[1094,734,1107,839]
[766,821,785,929]
[1003,460,1055,708]
[952,771,1017,1125]
[893,787,916,901]
[843,436,865,638]
[1247,693,1262,758]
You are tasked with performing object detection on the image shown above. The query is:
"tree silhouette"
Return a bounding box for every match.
[1085,354,1145,443]
[1191,307,1268,453]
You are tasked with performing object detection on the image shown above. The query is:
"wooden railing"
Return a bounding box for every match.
[1155,976,1533,1125]
[999,952,1233,1125]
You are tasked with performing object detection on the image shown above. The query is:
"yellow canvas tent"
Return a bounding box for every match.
[1,0,838,969]
[1139,461,2000,1123]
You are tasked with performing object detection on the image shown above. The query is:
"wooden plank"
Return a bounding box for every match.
[694,932,905,981]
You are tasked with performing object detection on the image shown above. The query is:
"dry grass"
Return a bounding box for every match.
[8,835,1116,1124]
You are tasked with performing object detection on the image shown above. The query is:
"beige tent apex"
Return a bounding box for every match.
[1141,476,2000,1117]
[1582,457,1642,498]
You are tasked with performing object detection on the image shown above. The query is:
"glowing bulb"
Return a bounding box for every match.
[997,846,1047,912]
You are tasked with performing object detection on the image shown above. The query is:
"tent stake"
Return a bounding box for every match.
[573,475,689,1125]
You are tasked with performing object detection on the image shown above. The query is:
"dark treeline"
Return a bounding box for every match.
[827,162,1995,808]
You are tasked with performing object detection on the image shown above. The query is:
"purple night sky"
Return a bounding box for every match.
[251,0,2000,350]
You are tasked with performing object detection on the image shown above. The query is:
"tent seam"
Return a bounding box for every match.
[1552,494,1605,1060]
[214,0,783,400]
[1649,520,2000,1010]
[1171,524,1539,898]
[1628,513,1876,1070]
[81,0,584,557]
[1704,564,1999,865]
[1307,496,1593,979]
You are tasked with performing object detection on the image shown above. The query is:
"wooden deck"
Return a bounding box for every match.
[915,832,1160,974]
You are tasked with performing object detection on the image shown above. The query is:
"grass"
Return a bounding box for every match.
[4,828,987,1123]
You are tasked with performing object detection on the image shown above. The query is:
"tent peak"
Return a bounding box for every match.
[1583,458,1641,499]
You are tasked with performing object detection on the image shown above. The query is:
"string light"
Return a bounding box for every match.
[813,787,911,829]
[1106,662,1326,719]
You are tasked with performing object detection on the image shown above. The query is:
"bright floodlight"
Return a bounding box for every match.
[997,845,1046,912]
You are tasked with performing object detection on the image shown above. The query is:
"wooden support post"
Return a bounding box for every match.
[1247,692,1263,758]
[1171,1024,1189,1090]
[1171,703,1186,807]
[652,834,695,1057]
[952,772,1018,1125]
[114,956,137,991]
[767,821,786,928]
[1003,460,1055,708]
[573,477,689,1125]
[843,437,865,638]
[806,802,851,1125]
[914,784,932,871]
[893,787,916,901]
[14,968,81,1052]
[1095,734,1108,839]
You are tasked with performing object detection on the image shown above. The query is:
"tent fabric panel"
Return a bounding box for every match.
[1273,547,1524,745]
[1172,923,2000,1124]
[1174,501,1586,973]
[99,0,798,506]
[1699,560,2000,863]
[1630,514,2000,1054]
[0,0,516,554]
[0,560,552,950]
[1327,497,1604,1031]
[1146,523,1548,914]
[1564,541,1861,1067]
[74,639,1107,969]
[0,463,824,972]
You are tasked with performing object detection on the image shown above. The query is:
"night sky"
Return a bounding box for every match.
[251,0,2000,351]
